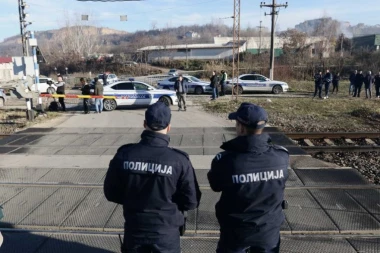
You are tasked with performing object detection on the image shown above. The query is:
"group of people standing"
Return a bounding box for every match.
[349,70,380,99]
[80,77,104,114]
[314,69,380,99]
[210,70,228,100]
[313,69,340,99]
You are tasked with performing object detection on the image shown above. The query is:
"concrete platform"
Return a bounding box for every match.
[1,108,379,252]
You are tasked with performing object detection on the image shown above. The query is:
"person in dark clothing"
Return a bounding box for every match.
[208,102,289,253]
[80,78,91,114]
[313,71,323,99]
[102,72,107,85]
[219,70,228,96]
[349,70,357,95]
[374,71,380,98]
[56,75,66,111]
[174,75,188,111]
[353,71,364,97]
[104,102,201,253]
[210,71,219,100]
[364,71,374,99]
[323,69,332,99]
[332,73,340,94]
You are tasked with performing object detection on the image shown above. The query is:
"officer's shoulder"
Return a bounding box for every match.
[213,151,230,162]
[170,147,190,160]
[116,143,136,153]
[271,145,289,154]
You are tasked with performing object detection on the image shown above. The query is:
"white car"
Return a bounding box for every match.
[98,73,118,85]
[226,74,289,94]
[157,75,212,95]
[29,77,57,94]
[102,81,178,111]
[168,69,178,76]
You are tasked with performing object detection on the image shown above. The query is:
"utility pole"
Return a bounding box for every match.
[257,21,265,54]
[260,1,288,80]
[232,0,241,100]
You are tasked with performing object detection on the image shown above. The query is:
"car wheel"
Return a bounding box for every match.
[103,99,117,111]
[47,87,55,94]
[159,96,171,106]
[194,87,203,95]
[272,85,283,94]
[0,98,4,107]
[233,85,243,95]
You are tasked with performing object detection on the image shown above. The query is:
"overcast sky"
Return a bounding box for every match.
[1,0,380,42]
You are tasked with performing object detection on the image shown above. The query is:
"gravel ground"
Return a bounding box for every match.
[315,152,380,185]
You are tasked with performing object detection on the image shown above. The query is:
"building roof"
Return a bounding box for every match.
[138,41,246,51]
[352,34,380,47]
[0,57,12,64]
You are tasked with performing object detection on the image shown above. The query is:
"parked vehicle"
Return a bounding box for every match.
[98,73,118,85]
[0,89,7,107]
[29,77,57,94]
[168,69,178,76]
[226,74,289,94]
[157,75,212,95]
[102,81,178,111]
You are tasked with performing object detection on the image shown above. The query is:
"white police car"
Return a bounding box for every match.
[157,75,212,95]
[226,74,289,94]
[102,81,178,111]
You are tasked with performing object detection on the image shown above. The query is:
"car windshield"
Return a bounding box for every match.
[188,76,201,82]
[169,69,176,72]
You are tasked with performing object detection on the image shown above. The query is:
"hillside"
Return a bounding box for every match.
[295,18,380,37]
[0,26,128,56]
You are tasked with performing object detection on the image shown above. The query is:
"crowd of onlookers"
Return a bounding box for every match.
[314,69,380,99]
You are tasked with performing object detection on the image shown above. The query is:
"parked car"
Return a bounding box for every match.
[29,77,57,94]
[0,88,7,107]
[157,75,212,95]
[168,69,178,76]
[101,81,178,111]
[98,73,118,85]
[226,74,289,94]
[124,61,138,66]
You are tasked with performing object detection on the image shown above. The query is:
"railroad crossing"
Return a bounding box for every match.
[0,107,379,252]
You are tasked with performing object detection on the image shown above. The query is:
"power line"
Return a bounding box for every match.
[260,0,288,80]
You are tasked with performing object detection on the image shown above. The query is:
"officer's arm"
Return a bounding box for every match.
[103,153,125,205]
[207,155,226,192]
[174,162,201,211]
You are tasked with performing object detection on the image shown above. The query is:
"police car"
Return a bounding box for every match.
[157,75,213,95]
[226,74,289,94]
[102,81,178,111]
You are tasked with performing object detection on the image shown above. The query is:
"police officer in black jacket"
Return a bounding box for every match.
[313,71,323,99]
[353,70,364,97]
[104,102,201,253]
[208,103,289,253]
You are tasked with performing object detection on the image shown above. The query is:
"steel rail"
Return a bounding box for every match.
[286,132,380,139]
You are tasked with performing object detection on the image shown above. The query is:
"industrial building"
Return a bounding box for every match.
[137,41,247,62]
[352,34,380,51]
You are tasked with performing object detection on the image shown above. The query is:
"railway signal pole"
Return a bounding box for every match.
[260,1,288,80]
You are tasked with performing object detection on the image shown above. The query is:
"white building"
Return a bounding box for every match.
[137,41,246,62]
[185,31,200,39]
[0,56,34,82]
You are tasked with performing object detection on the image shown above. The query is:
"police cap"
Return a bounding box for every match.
[145,102,172,130]
[228,102,268,129]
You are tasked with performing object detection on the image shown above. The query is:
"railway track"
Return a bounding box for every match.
[287,132,380,153]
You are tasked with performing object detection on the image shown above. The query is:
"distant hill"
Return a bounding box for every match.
[295,18,380,38]
[0,26,128,56]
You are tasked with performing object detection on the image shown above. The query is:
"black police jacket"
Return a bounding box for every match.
[207,134,289,232]
[314,74,323,85]
[104,130,201,237]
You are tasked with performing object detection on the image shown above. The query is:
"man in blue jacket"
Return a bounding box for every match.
[208,102,289,253]
[104,102,201,253]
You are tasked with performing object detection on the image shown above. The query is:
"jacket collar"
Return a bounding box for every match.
[139,130,170,147]
[221,133,271,153]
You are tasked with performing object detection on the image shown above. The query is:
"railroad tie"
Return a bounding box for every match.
[303,139,314,147]
[365,138,377,145]
[324,138,336,146]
